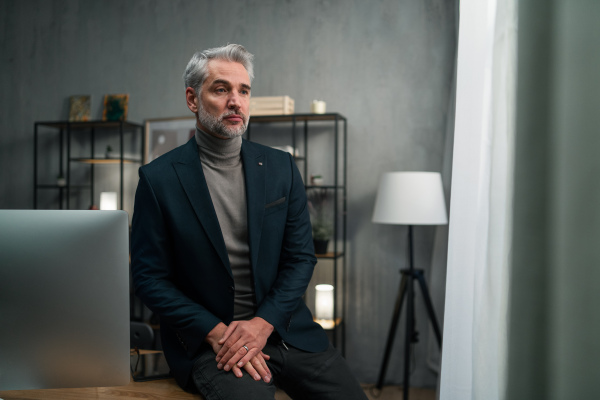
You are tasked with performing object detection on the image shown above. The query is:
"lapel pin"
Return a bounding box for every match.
[258,162,263,166]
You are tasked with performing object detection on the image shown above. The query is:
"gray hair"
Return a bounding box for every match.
[183,44,254,94]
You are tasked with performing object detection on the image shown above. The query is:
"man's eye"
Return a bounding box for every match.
[216,88,226,93]
[241,90,249,95]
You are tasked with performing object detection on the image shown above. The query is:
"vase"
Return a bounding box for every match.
[313,239,329,255]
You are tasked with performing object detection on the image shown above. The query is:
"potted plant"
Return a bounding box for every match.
[105,145,113,159]
[307,188,333,254]
[56,173,66,187]
[310,174,324,186]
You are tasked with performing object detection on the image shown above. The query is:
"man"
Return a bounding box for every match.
[131,44,366,399]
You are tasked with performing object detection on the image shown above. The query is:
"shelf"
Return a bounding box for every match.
[35,184,91,189]
[305,185,344,190]
[314,318,342,330]
[36,120,143,130]
[35,184,67,189]
[70,158,141,164]
[316,252,344,259]
[249,113,346,123]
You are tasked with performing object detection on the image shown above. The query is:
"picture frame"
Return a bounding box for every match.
[144,116,196,164]
[102,94,129,121]
[68,95,91,122]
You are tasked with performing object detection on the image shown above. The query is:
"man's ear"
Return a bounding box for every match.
[185,87,199,113]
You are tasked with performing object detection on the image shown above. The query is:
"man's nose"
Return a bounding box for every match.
[227,92,242,109]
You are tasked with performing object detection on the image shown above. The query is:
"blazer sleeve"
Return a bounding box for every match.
[131,166,221,356]
[254,153,317,332]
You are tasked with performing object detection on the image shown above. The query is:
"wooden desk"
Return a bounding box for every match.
[0,378,199,400]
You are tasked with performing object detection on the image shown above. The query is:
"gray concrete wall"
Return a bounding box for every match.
[0,0,456,387]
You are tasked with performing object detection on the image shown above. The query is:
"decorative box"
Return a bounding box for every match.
[250,96,295,116]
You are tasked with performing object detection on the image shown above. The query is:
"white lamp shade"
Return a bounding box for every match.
[372,172,448,225]
[315,284,334,320]
[99,192,118,211]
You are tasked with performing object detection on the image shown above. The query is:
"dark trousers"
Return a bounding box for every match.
[192,339,367,400]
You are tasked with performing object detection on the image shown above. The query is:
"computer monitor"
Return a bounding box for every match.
[0,210,130,390]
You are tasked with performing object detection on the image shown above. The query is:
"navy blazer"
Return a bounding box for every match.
[131,137,329,391]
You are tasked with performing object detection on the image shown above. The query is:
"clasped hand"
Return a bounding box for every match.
[208,317,274,382]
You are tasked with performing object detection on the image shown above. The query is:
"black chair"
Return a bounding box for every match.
[130,321,155,350]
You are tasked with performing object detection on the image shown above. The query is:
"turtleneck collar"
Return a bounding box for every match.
[195,126,242,167]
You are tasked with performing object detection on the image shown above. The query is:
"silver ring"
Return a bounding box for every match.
[243,345,249,353]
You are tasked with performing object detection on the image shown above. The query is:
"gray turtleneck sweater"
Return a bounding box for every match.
[195,128,256,320]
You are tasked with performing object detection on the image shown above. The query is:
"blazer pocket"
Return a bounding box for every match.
[264,197,286,215]
[265,197,286,209]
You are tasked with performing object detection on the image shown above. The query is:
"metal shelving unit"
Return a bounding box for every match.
[247,112,348,354]
[33,120,144,210]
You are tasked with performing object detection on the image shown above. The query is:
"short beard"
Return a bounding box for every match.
[197,101,249,139]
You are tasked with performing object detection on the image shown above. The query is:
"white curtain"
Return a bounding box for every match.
[439,0,517,399]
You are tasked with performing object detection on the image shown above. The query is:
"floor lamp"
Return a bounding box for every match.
[372,172,447,399]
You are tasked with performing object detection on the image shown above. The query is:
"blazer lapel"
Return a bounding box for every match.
[241,141,265,272]
[173,139,231,274]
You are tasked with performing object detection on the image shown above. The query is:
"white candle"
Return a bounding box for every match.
[310,100,327,114]
[100,192,118,210]
[315,284,334,320]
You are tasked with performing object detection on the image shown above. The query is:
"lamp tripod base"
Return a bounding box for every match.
[375,267,442,399]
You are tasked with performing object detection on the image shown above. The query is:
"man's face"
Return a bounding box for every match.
[186,59,251,139]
